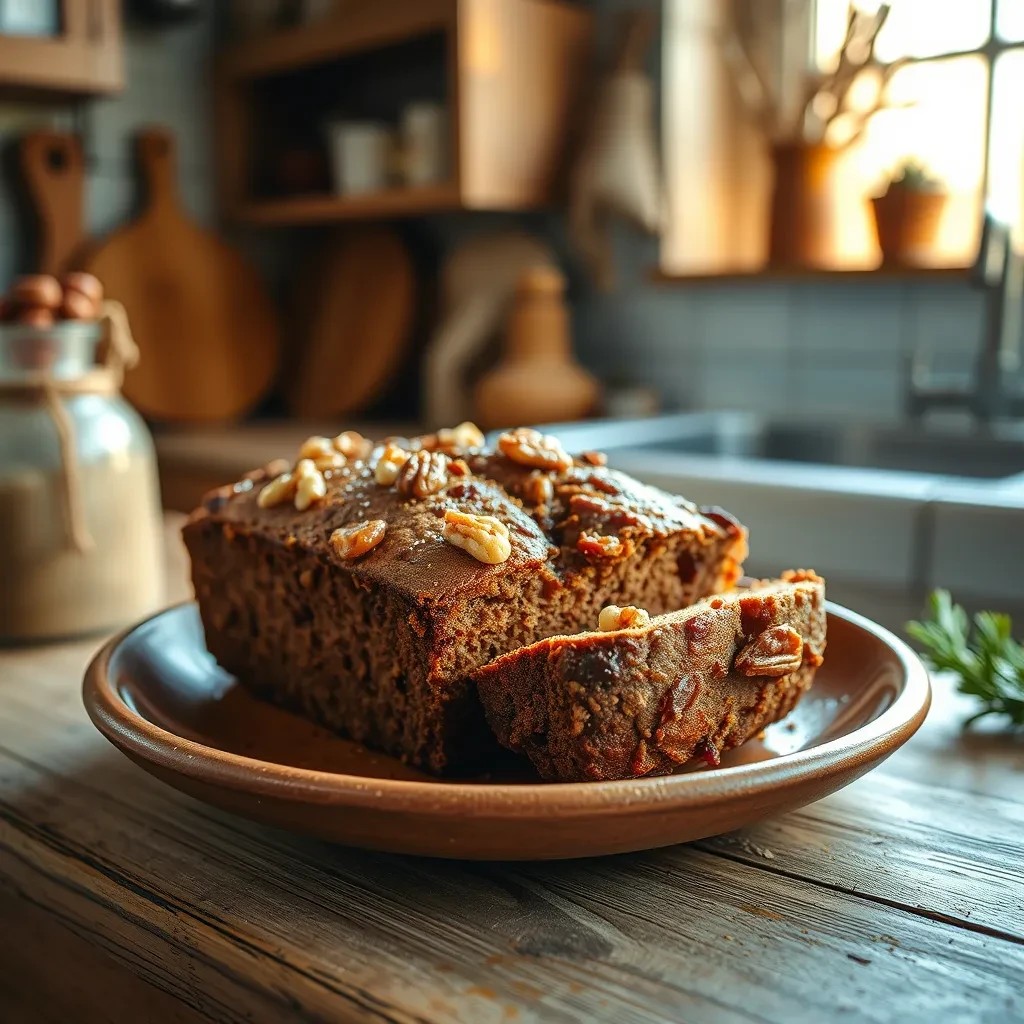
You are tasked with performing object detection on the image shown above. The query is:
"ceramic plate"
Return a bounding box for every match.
[83,601,930,860]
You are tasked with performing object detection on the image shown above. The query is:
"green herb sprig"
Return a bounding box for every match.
[907,590,1024,728]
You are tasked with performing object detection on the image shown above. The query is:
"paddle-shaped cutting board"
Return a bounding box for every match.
[84,128,280,423]
[20,130,86,275]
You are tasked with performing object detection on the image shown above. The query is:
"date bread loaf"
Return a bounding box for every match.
[471,571,826,781]
[183,425,748,774]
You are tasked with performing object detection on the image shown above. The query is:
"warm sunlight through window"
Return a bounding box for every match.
[816,0,1024,266]
[662,0,1024,274]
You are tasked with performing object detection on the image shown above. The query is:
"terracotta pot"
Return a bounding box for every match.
[870,186,949,267]
[473,266,599,430]
[767,143,840,269]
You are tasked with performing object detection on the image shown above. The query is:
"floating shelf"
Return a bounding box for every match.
[235,184,465,225]
[651,266,973,285]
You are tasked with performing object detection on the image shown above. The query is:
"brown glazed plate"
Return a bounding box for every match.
[83,601,930,860]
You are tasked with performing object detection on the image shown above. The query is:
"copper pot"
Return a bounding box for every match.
[768,143,841,269]
[870,186,949,267]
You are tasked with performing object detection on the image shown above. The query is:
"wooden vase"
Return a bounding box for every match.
[473,266,600,431]
[768,142,840,269]
[870,187,949,268]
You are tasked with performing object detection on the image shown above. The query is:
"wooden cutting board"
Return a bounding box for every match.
[19,130,86,275]
[287,227,415,419]
[83,127,280,423]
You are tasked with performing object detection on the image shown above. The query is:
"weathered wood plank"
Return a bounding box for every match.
[698,769,1024,940]
[0,889,207,1024]
[1,739,1022,1024]
[3,669,1021,942]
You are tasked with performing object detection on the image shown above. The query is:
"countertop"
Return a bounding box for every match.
[1,518,1022,1023]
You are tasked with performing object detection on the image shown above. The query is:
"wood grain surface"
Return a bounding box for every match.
[83,129,280,424]
[1,519,1021,1023]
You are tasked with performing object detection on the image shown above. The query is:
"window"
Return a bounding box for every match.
[662,0,1024,274]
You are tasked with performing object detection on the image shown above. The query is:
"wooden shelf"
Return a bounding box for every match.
[235,184,465,225]
[220,0,452,81]
[215,0,592,225]
[651,266,973,285]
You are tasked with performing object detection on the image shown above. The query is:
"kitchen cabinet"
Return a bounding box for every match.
[0,0,123,96]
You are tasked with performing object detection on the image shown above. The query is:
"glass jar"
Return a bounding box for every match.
[0,317,163,642]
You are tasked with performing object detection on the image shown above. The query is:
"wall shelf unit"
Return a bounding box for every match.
[215,0,592,225]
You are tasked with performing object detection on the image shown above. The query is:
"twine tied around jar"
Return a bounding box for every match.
[0,301,140,553]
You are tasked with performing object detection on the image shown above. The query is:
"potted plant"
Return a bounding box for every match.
[722,2,909,269]
[870,161,949,267]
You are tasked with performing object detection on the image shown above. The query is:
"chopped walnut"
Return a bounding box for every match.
[257,471,297,509]
[330,519,386,559]
[523,472,554,506]
[598,605,652,632]
[443,509,511,564]
[396,450,450,499]
[498,427,573,471]
[735,625,804,677]
[577,532,626,558]
[333,430,372,460]
[579,450,608,467]
[374,442,411,485]
[293,459,327,511]
[436,420,485,451]
[297,435,336,461]
[449,458,471,477]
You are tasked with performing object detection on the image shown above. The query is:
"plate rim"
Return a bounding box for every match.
[83,599,931,817]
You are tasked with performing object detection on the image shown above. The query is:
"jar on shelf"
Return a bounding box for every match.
[0,304,163,642]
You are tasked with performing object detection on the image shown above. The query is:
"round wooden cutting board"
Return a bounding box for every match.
[287,226,415,419]
[83,128,280,423]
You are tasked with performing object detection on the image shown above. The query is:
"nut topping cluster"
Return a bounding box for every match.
[435,421,485,451]
[524,471,554,506]
[296,431,372,471]
[257,458,327,511]
[598,605,651,632]
[396,450,450,499]
[498,428,573,472]
[374,441,411,485]
[442,509,511,564]
[330,519,387,560]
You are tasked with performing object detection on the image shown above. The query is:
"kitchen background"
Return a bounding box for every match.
[0,0,1021,636]
[0,0,997,421]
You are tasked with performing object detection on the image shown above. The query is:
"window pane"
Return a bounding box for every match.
[997,0,1024,41]
[832,56,987,266]
[989,49,1024,241]
[816,1,990,65]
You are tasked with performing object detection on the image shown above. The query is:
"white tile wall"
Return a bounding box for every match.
[571,274,992,422]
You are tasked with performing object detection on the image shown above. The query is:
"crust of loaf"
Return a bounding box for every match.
[183,436,749,774]
[472,572,827,781]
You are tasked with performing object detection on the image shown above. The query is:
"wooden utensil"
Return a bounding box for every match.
[19,130,86,275]
[83,127,280,423]
[287,227,414,419]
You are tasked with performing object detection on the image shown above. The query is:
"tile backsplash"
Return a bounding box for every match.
[574,262,990,422]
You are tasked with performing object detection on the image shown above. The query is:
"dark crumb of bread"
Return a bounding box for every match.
[183,426,749,775]
[471,574,827,782]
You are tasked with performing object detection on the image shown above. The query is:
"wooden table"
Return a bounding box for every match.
[2,519,1022,1024]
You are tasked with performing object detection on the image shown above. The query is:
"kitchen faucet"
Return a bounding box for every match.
[906,213,1024,421]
